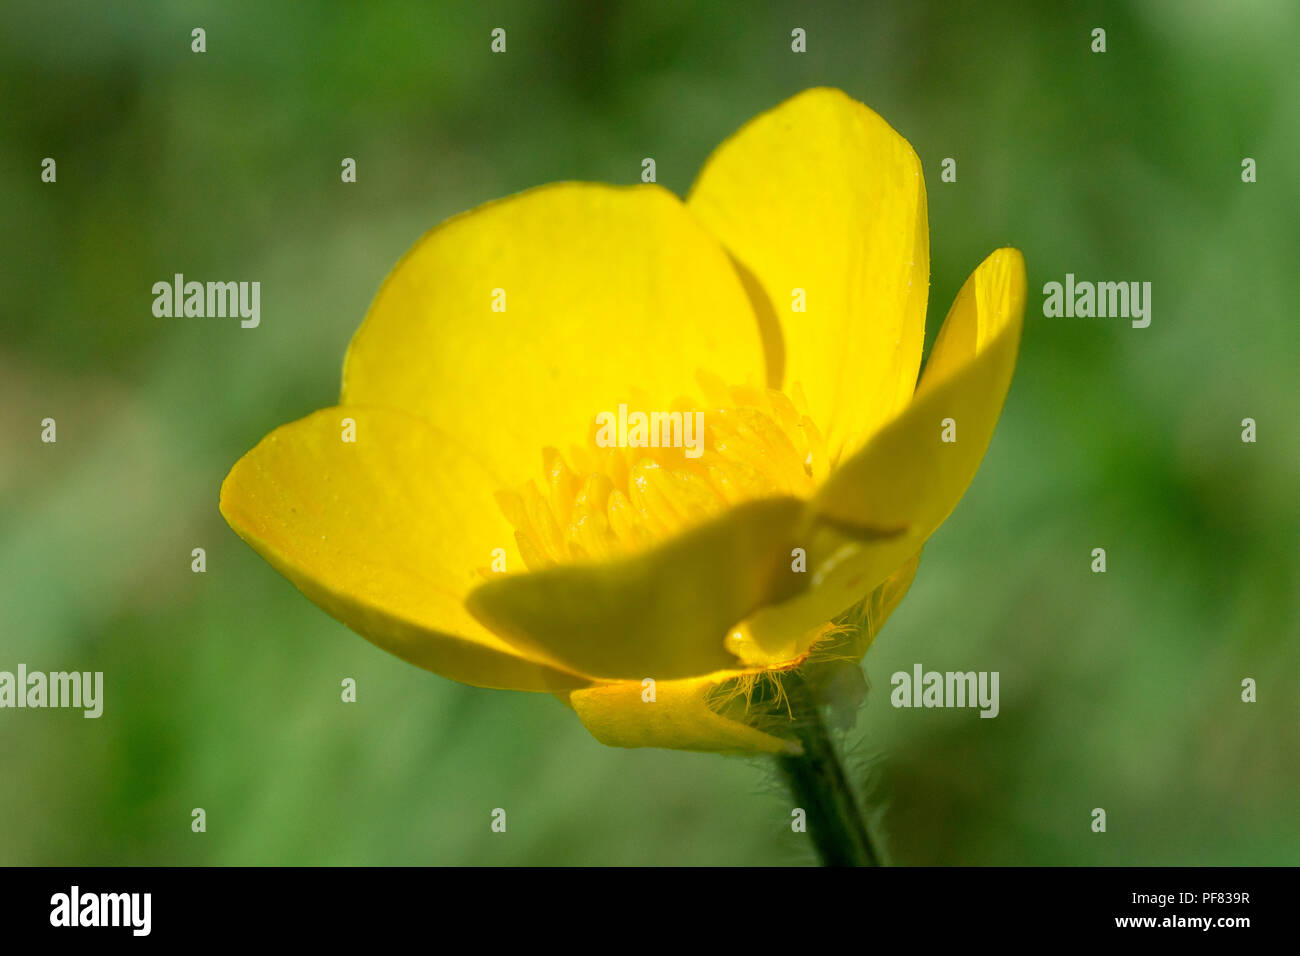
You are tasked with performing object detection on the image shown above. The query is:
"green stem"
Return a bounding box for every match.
[775,672,881,866]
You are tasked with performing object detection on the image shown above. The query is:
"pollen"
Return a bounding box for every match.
[495,370,831,572]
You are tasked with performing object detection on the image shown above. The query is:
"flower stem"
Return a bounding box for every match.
[775,671,881,866]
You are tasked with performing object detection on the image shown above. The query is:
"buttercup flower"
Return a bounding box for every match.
[220,88,1026,756]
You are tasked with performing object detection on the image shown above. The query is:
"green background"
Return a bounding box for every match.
[2,0,1296,865]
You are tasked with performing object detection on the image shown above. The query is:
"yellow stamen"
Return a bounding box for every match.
[496,371,830,572]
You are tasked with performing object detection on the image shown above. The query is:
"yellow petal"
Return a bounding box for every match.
[341,182,771,489]
[687,87,929,463]
[841,550,922,659]
[742,248,1026,653]
[219,406,589,691]
[570,556,921,754]
[465,496,806,681]
[570,672,798,755]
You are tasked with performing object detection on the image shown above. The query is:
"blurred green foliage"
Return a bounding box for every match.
[1,0,1297,864]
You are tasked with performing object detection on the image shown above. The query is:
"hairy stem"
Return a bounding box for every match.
[775,672,881,866]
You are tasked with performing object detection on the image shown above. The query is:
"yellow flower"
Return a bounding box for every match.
[220,88,1026,756]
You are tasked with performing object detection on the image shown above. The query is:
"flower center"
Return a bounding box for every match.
[495,371,830,571]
